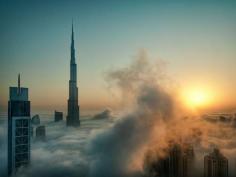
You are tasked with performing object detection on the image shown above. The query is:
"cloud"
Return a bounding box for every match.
[87,50,176,177]
[14,121,89,177]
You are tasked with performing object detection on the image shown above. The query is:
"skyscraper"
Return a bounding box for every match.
[182,144,195,177]
[145,143,195,177]
[67,23,80,127]
[8,74,31,175]
[35,125,46,141]
[169,144,183,177]
[204,148,228,177]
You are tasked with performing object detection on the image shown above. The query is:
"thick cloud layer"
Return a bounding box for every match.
[15,119,111,177]
[88,87,173,177]
[87,50,176,177]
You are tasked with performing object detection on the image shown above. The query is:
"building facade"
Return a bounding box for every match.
[8,75,31,175]
[67,24,80,127]
[204,148,228,177]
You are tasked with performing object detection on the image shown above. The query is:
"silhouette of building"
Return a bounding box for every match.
[234,158,236,177]
[8,74,31,175]
[36,126,46,141]
[54,111,63,122]
[145,143,194,177]
[31,114,40,125]
[204,148,228,177]
[155,156,170,177]
[169,144,183,177]
[67,23,80,127]
[182,144,195,177]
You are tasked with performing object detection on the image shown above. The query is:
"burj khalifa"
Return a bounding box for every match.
[67,23,80,127]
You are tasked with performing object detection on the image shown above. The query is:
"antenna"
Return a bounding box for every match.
[18,73,21,95]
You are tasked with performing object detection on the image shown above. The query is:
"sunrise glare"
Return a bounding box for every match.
[182,87,213,109]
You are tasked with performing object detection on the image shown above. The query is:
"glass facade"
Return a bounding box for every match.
[8,86,31,176]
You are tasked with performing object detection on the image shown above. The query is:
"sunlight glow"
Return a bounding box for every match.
[183,88,213,108]
[189,91,207,106]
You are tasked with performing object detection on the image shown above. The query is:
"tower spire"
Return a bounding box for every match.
[71,21,74,47]
[71,21,75,64]
[18,73,21,95]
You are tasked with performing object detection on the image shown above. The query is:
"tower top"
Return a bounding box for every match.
[70,22,76,64]
[9,73,28,101]
[71,22,74,43]
[18,73,21,95]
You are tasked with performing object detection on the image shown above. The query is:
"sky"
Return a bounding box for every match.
[0,0,236,113]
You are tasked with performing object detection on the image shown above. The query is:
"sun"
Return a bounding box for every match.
[189,91,207,106]
[183,88,211,108]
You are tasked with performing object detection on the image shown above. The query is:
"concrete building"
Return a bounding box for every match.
[54,111,63,122]
[35,126,46,141]
[204,148,228,177]
[8,74,31,175]
[67,23,80,127]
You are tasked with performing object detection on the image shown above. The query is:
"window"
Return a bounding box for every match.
[15,128,23,136]
[22,120,28,127]
[16,120,22,127]
[22,128,28,136]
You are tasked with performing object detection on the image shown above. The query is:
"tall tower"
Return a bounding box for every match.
[204,148,228,177]
[8,74,31,175]
[67,23,80,127]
